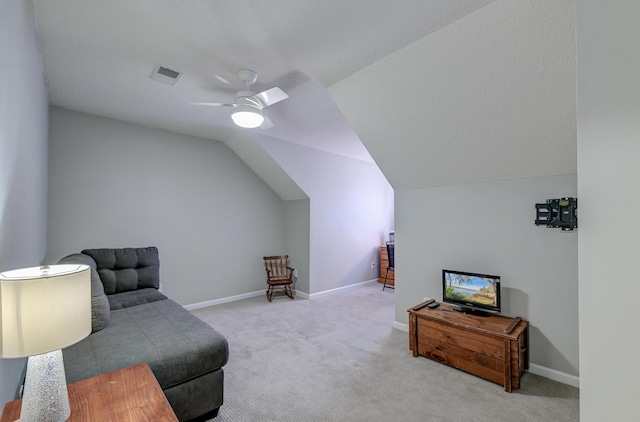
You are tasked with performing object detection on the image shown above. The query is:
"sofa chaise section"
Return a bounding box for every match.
[59,247,228,421]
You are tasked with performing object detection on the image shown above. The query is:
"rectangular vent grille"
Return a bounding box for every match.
[157,66,180,79]
[150,65,182,86]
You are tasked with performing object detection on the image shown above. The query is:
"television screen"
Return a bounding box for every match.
[442,269,501,316]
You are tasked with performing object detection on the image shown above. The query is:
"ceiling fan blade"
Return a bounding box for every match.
[189,102,234,107]
[260,115,274,129]
[254,87,288,107]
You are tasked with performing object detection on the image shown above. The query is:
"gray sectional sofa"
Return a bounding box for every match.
[58,247,228,421]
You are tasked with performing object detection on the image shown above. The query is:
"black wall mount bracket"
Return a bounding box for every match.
[535,197,577,231]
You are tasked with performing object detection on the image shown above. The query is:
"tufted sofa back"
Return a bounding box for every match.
[81,247,160,294]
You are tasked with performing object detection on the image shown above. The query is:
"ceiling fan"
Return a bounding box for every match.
[192,69,288,129]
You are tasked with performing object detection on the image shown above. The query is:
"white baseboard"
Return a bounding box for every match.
[527,363,579,388]
[294,290,310,299]
[183,289,266,310]
[307,279,379,299]
[392,321,579,388]
[185,279,379,308]
[394,321,409,332]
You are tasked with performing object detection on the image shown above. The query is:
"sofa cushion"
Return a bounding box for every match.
[82,247,160,294]
[108,288,168,310]
[57,253,110,333]
[63,298,229,389]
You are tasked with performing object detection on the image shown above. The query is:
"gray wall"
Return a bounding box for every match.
[0,0,50,407]
[283,199,310,293]
[259,136,394,294]
[46,107,291,306]
[329,0,578,381]
[395,174,578,376]
[577,1,640,419]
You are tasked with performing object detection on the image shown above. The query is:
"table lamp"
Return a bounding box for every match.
[0,264,91,422]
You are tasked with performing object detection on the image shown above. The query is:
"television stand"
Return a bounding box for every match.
[408,301,529,392]
[452,305,492,317]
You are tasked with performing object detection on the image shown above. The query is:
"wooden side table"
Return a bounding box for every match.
[1,362,178,422]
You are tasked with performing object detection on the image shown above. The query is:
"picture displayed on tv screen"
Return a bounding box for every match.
[443,271,499,308]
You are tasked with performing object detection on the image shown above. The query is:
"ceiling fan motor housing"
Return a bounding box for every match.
[234,91,264,109]
[237,69,259,86]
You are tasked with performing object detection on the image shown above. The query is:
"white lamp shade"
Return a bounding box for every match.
[231,104,264,128]
[0,264,91,358]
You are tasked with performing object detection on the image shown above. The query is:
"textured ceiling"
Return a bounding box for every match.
[32,1,575,193]
[32,0,495,164]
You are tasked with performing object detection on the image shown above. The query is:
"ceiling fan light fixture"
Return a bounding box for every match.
[193,69,286,129]
[231,104,264,128]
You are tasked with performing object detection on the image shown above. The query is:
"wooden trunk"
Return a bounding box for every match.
[408,301,529,392]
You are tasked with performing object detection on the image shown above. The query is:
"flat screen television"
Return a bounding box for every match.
[442,269,501,316]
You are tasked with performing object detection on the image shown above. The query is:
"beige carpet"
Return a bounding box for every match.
[193,283,579,422]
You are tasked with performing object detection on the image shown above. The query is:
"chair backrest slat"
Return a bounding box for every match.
[386,242,394,268]
[264,255,289,277]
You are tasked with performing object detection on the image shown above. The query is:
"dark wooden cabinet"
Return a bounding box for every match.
[379,245,394,286]
[408,301,529,392]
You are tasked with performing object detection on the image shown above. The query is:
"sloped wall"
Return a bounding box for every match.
[330,0,576,190]
[258,136,394,294]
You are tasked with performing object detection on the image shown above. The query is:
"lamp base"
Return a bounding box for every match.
[20,349,70,422]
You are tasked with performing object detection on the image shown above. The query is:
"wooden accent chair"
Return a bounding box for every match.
[263,255,295,302]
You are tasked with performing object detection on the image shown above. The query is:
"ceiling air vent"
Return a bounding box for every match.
[149,65,182,86]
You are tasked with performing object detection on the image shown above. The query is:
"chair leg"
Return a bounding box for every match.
[266,284,295,301]
[383,268,395,291]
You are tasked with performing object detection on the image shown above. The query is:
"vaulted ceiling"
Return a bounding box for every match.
[32,0,576,192]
